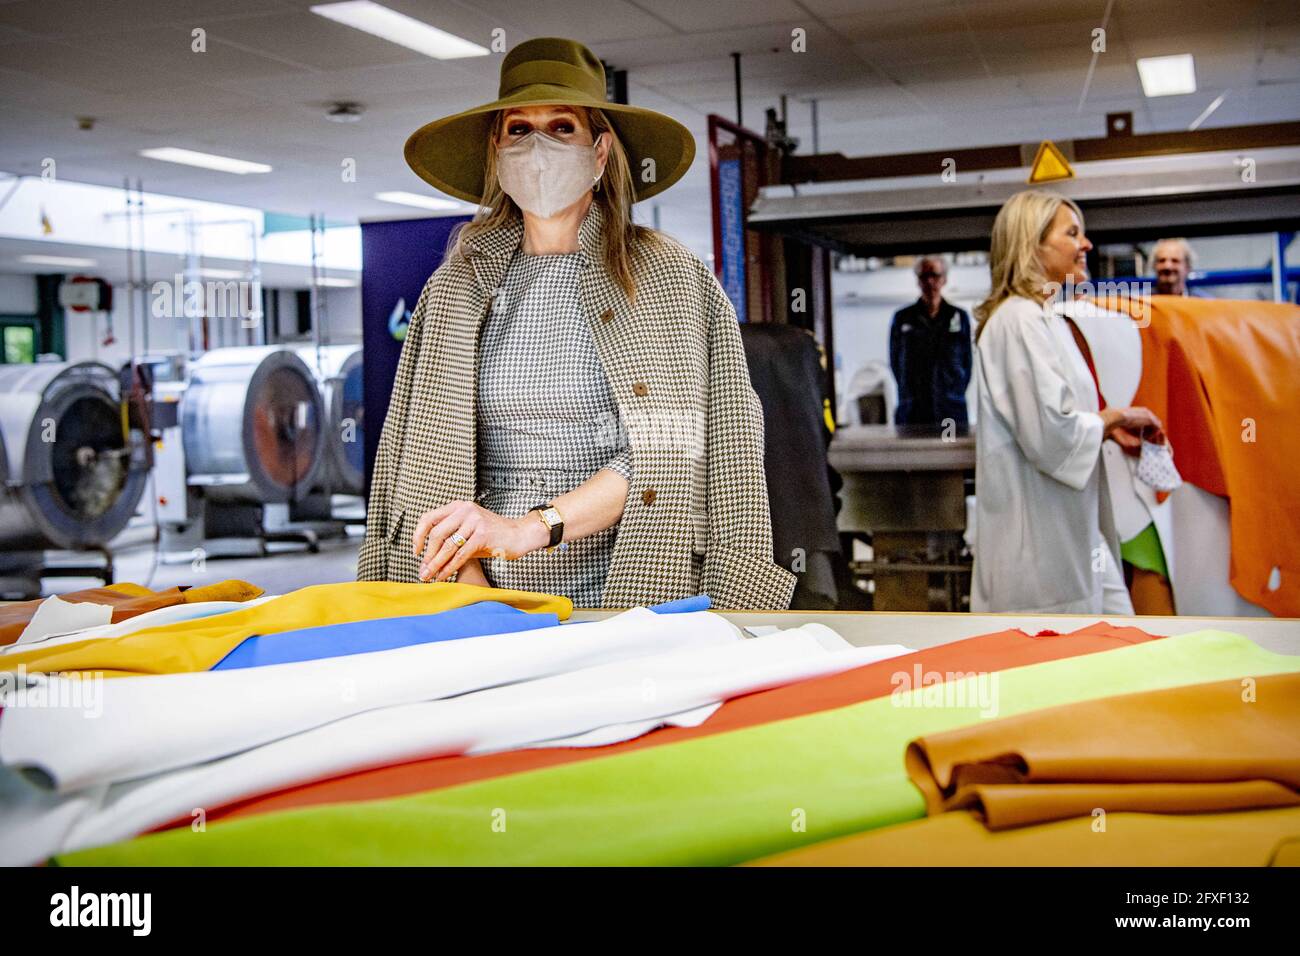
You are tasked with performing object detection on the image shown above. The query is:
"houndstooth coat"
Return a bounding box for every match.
[357,201,796,610]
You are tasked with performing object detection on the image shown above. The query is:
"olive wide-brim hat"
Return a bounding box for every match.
[404,37,695,204]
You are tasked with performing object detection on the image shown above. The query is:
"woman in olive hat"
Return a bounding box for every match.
[358,37,795,610]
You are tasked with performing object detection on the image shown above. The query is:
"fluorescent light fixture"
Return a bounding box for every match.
[311,2,489,59]
[139,147,272,174]
[374,191,466,212]
[1137,54,1197,97]
[199,268,247,279]
[1188,90,1229,131]
[314,276,359,288]
[20,254,97,268]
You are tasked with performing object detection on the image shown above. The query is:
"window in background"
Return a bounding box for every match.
[1,321,38,363]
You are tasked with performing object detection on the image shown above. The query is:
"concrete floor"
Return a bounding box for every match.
[32,522,365,598]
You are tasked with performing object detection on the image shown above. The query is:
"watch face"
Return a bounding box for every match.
[540,507,561,526]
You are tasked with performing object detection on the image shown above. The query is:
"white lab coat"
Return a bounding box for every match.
[971,296,1132,614]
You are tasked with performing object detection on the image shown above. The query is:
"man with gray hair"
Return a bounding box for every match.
[889,255,972,427]
[1152,238,1204,297]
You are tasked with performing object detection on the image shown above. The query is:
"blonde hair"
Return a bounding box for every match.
[447,106,664,304]
[975,190,1084,341]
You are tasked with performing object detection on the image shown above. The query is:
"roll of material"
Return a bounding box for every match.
[0,596,278,656]
[12,623,904,862]
[52,630,1297,868]
[290,344,364,495]
[181,346,326,503]
[0,361,148,550]
[0,608,744,793]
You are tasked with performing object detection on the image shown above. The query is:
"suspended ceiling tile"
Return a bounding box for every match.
[638,0,805,33]
[0,0,289,38]
[460,0,677,43]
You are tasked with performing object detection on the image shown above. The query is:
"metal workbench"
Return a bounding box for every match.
[828,424,976,611]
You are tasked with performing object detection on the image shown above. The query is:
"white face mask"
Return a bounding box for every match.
[495,130,602,218]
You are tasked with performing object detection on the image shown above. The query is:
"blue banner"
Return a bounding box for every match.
[360,216,470,493]
[717,157,748,322]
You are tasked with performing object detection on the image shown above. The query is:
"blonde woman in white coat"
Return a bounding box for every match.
[971,190,1163,613]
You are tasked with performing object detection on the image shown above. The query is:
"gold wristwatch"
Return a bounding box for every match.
[531,503,567,553]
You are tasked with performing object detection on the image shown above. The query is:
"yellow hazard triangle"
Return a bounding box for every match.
[1028,140,1074,184]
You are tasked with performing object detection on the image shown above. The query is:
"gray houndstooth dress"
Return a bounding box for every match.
[475,248,633,606]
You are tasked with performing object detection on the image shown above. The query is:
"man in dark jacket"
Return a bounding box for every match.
[888,256,972,428]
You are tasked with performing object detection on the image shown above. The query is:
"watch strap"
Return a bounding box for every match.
[530,502,564,549]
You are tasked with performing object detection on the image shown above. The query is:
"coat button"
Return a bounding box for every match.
[632,382,648,397]
[600,308,614,322]
[642,488,657,506]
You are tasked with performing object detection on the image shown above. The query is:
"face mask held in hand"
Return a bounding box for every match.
[1136,437,1183,492]
[496,130,603,219]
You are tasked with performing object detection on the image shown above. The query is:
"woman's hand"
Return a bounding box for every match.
[456,558,491,588]
[1101,406,1165,445]
[412,501,548,582]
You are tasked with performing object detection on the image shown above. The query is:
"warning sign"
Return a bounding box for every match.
[1028,140,1075,184]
